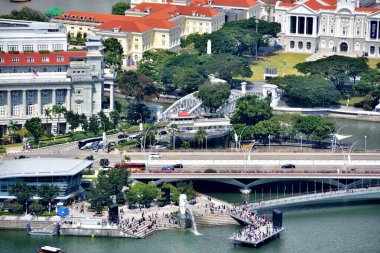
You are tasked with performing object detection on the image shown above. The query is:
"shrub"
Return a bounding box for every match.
[38,50,50,54]
[86,155,94,161]
[10,203,23,214]
[82,169,95,175]
[204,168,217,173]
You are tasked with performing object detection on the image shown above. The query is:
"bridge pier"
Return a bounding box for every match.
[240,188,252,195]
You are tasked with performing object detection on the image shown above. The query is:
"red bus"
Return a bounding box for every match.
[115,162,146,172]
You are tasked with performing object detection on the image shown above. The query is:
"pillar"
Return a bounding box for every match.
[52,89,56,106]
[7,90,11,117]
[37,89,41,116]
[22,90,26,116]
[110,83,114,111]
[66,88,71,111]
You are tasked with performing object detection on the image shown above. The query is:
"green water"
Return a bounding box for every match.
[1,199,379,253]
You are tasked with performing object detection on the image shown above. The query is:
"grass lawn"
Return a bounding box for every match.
[247,52,311,81]
[338,96,365,106]
[368,58,380,69]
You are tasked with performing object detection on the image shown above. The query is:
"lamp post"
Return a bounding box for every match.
[255,19,259,61]
[300,135,303,149]
[364,135,367,152]
[333,125,347,152]
[268,135,271,150]
[48,202,51,215]
[238,126,249,150]
[25,201,28,215]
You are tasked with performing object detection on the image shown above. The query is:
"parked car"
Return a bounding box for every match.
[158,131,168,135]
[150,153,163,158]
[80,141,96,150]
[118,139,129,144]
[152,145,167,150]
[281,164,296,169]
[173,163,183,168]
[118,134,128,139]
[162,166,174,171]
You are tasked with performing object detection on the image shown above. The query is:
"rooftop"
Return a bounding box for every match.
[190,0,259,8]
[0,158,93,179]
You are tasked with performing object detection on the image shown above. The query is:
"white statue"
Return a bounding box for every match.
[179,194,187,215]
[207,39,211,55]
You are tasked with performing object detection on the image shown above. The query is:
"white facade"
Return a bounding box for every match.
[275,0,380,57]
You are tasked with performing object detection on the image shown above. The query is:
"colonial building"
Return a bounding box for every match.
[52,4,224,67]
[275,0,380,57]
[0,19,114,133]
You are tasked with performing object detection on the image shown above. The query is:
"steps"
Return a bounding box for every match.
[194,213,239,226]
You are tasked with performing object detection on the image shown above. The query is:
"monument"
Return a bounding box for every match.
[177,194,200,235]
[207,39,212,55]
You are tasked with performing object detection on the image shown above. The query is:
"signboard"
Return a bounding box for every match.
[370,21,378,39]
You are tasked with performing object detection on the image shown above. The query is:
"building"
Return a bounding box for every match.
[275,0,380,57]
[52,4,224,67]
[0,158,93,202]
[0,19,114,133]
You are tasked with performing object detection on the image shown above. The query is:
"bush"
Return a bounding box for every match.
[124,155,131,162]
[29,202,43,215]
[10,203,23,214]
[86,155,94,161]
[204,168,217,173]
[38,50,50,54]
[82,169,95,175]
[41,210,57,216]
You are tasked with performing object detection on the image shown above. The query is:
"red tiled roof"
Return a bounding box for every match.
[190,0,259,7]
[278,2,296,7]
[320,0,337,6]
[304,0,335,10]
[355,7,380,13]
[178,111,192,117]
[0,51,86,67]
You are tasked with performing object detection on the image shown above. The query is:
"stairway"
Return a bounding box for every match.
[194,213,239,226]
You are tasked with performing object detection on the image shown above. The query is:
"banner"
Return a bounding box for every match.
[370,21,378,39]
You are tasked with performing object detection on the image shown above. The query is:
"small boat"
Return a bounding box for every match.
[37,246,64,253]
[10,0,31,2]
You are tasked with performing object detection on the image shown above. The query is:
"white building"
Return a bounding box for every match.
[275,0,380,57]
[0,19,114,133]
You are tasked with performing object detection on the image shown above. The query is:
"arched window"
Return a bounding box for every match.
[370,46,375,55]
[306,42,311,50]
[298,41,303,49]
[290,41,295,49]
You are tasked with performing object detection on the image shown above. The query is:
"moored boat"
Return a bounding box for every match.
[37,246,64,253]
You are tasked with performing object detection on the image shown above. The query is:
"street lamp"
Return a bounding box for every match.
[25,201,28,215]
[364,135,367,152]
[255,19,259,61]
[48,202,51,215]
[133,112,143,131]
[238,126,249,150]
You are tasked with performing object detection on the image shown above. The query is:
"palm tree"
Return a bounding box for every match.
[44,107,52,132]
[52,104,66,135]
[195,127,207,149]
[8,120,18,144]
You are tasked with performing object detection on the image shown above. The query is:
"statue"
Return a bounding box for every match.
[207,39,211,55]
[179,194,187,215]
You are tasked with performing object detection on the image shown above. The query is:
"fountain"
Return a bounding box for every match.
[178,194,201,235]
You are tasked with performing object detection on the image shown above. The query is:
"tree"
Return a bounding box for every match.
[10,203,23,214]
[116,70,156,103]
[172,68,207,95]
[269,75,340,107]
[161,183,180,203]
[109,110,120,129]
[9,182,33,206]
[103,38,124,69]
[253,118,285,141]
[0,7,48,22]
[127,182,160,207]
[24,117,44,145]
[44,108,52,132]
[197,82,231,112]
[294,115,335,141]
[295,56,369,88]
[8,120,18,144]
[232,123,254,141]
[52,104,67,135]
[180,140,191,149]
[89,115,100,134]
[64,111,81,132]
[231,95,272,126]
[195,127,207,148]
[98,111,112,132]
[100,158,110,168]
[37,184,59,205]
[126,103,151,124]
[79,114,89,131]
[29,202,43,216]
[177,182,196,201]
[112,2,130,15]
[44,6,64,19]
[353,69,380,96]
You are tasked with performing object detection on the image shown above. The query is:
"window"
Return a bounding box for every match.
[53,44,63,51]
[7,45,18,52]
[135,45,138,50]
[12,92,19,100]
[0,45,3,52]
[0,93,4,100]
[58,66,62,72]
[13,67,17,73]
[342,26,347,36]
[11,57,19,62]
[57,90,64,98]
[42,57,49,62]
[162,35,166,37]
[76,103,82,114]
[306,42,311,50]
[43,67,47,72]
[42,91,49,98]
[37,44,48,51]
[298,41,303,49]
[135,38,138,42]
[290,41,295,49]
[298,17,305,34]
[57,56,64,62]
[330,26,334,34]
[306,17,313,35]
[23,45,33,51]
[290,16,297,33]
[0,58,4,63]
[370,46,375,54]
[162,40,165,46]
[27,91,34,99]
[26,57,34,62]
[75,89,82,95]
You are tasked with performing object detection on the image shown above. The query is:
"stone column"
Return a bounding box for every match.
[7,90,11,117]
[52,89,56,106]
[296,16,298,34]
[110,83,114,111]
[22,90,26,116]
[37,89,41,116]
[66,88,71,111]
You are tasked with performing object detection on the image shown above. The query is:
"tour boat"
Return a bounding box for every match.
[37,246,64,253]
[10,0,31,2]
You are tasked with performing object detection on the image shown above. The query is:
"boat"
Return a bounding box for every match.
[37,246,64,253]
[10,0,31,2]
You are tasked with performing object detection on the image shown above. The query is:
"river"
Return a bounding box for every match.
[1,197,379,253]
[0,0,122,15]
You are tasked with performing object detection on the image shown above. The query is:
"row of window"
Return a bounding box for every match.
[0,66,63,73]
[4,56,65,63]
[290,41,312,50]
[0,44,64,52]
[0,90,67,100]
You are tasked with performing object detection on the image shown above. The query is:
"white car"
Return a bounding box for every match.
[150,153,163,158]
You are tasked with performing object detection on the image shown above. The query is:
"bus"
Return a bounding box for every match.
[115,162,146,172]
[78,136,103,149]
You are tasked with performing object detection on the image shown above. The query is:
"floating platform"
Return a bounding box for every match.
[229,227,285,248]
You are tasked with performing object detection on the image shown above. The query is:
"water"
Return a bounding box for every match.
[0,0,121,15]
[185,199,201,236]
[1,198,379,253]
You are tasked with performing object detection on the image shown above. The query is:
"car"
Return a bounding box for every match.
[118,139,129,144]
[118,134,128,139]
[158,131,168,135]
[281,164,296,169]
[173,163,183,168]
[80,142,94,150]
[162,166,174,171]
[152,145,167,150]
[150,153,163,158]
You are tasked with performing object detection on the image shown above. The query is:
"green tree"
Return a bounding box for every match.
[103,38,124,69]
[37,184,59,205]
[232,123,254,141]
[8,120,18,144]
[180,140,191,149]
[0,7,48,22]
[161,183,180,203]
[79,114,89,131]
[295,56,369,88]
[231,95,272,125]
[100,158,110,168]
[117,70,156,103]
[353,69,380,97]
[172,68,207,95]
[52,104,67,135]
[98,111,112,132]
[112,2,130,15]
[197,82,231,112]
[44,108,52,132]
[44,6,64,19]
[177,182,196,201]
[109,110,120,129]
[9,182,33,206]
[195,127,207,148]
[24,117,44,145]
[64,111,81,132]
[89,115,100,133]
[294,115,335,141]
[10,203,23,214]
[253,118,285,140]
[126,103,151,124]
[29,202,43,216]
[127,182,160,207]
